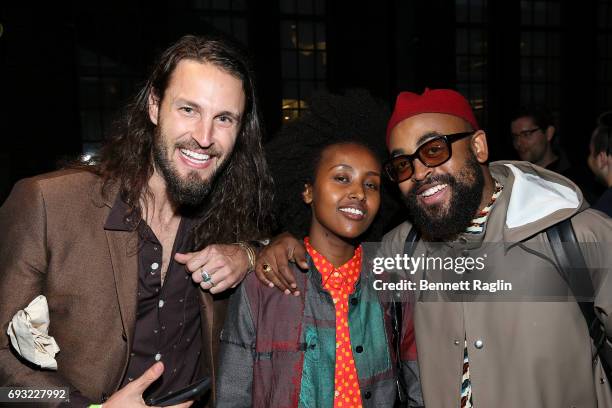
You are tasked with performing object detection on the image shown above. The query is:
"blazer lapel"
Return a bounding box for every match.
[106,229,139,346]
[98,182,140,347]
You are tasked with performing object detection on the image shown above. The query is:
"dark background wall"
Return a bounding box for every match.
[1,0,611,203]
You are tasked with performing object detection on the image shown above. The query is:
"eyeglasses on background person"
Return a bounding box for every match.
[511,127,541,141]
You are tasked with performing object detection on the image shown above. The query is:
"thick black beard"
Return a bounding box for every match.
[403,155,485,241]
[152,129,222,210]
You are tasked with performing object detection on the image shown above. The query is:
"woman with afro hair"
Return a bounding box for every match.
[216,90,422,408]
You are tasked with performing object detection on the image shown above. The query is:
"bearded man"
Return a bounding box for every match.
[258,89,612,407]
[0,35,273,407]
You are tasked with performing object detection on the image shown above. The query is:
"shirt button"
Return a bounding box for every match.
[154,353,162,361]
[355,345,364,353]
[158,299,165,308]
[474,339,484,349]
[333,272,340,277]
[334,390,340,397]
[454,340,460,346]
[151,262,159,270]
[364,391,372,399]
[350,298,358,306]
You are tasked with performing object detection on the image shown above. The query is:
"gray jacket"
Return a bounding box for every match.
[380,161,612,408]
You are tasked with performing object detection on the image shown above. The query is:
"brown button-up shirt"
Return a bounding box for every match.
[105,198,202,401]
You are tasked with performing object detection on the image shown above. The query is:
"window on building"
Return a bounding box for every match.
[519,0,562,110]
[77,45,141,159]
[279,0,327,123]
[77,1,249,156]
[455,0,488,127]
[176,0,249,45]
[598,0,612,112]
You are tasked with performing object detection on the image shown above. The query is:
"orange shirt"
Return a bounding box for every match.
[305,238,363,408]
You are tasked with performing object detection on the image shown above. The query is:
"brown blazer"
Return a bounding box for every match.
[0,170,228,406]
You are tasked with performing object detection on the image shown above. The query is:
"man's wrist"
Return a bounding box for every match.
[234,241,257,273]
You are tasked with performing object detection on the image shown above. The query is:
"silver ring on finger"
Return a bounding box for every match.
[200,269,212,283]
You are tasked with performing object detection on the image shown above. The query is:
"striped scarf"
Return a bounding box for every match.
[466,181,503,234]
[461,180,503,407]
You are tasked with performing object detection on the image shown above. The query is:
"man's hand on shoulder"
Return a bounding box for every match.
[102,362,193,408]
[175,244,252,294]
[254,232,307,296]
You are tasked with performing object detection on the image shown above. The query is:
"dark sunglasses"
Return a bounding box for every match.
[384,131,474,183]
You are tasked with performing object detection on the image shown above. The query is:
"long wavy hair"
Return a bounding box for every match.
[81,35,274,249]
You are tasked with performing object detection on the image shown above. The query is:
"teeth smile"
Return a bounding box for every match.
[180,149,210,162]
[420,183,448,197]
[339,207,364,216]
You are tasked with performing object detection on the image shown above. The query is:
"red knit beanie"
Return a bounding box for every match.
[386,88,479,146]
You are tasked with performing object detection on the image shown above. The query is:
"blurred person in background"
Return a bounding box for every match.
[587,111,612,217]
[510,105,600,203]
[510,105,560,171]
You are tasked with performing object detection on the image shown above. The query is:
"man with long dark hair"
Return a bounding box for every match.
[0,35,273,407]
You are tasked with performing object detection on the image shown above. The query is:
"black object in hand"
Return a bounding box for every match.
[147,377,211,407]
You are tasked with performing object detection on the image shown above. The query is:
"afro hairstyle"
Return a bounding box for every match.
[265,89,400,241]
